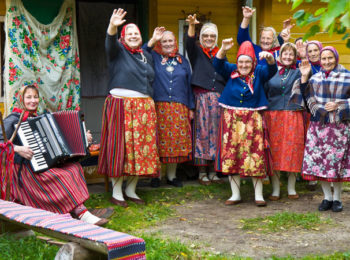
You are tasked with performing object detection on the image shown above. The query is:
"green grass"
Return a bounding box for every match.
[241,211,332,233]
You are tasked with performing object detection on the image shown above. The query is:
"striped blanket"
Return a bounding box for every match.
[0,200,145,260]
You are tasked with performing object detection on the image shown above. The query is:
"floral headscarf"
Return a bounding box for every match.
[320,46,339,77]
[306,40,323,66]
[119,23,143,54]
[12,85,39,121]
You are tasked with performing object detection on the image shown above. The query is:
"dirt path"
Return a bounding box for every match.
[145,190,350,258]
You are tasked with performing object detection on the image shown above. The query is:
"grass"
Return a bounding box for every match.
[240,211,332,233]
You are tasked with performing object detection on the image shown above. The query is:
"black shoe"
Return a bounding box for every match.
[167,178,183,187]
[332,200,343,212]
[150,178,161,188]
[318,199,333,211]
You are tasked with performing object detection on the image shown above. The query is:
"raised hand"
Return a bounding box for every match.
[299,59,311,83]
[110,8,127,28]
[148,27,166,47]
[296,40,307,59]
[242,6,255,19]
[221,38,234,51]
[259,51,275,64]
[280,28,291,42]
[186,14,200,25]
[283,18,295,30]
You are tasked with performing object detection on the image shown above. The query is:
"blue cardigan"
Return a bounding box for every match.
[213,57,277,110]
[143,44,195,109]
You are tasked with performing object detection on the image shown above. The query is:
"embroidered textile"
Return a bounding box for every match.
[4,0,80,114]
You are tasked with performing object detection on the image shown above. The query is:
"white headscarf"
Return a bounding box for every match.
[199,22,218,48]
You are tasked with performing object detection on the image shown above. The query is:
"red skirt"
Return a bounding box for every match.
[11,162,89,214]
[215,109,266,178]
[156,102,192,163]
[264,111,306,173]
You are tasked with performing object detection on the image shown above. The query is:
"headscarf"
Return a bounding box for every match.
[231,41,257,94]
[306,40,323,66]
[199,23,219,59]
[277,42,297,75]
[153,31,182,64]
[320,46,339,77]
[119,23,143,54]
[12,85,39,121]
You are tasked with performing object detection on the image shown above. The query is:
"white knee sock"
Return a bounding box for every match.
[321,181,332,201]
[288,173,297,195]
[111,177,125,201]
[252,177,264,201]
[199,172,209,181]
[80,211,101,225]
[333,182,342,201]
[167,163,177,181]
[125,176,140,199]
[228,175,241,201]
[271,172,280,197]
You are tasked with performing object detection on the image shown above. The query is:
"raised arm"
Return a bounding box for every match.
[186,14,199,37]
[213,38,236,80]
[240,6,255,29]
[147,27,166,48]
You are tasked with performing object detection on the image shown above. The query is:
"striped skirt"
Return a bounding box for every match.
[156,102,192,163]
[11,162,89,214]
[264,110,306,173]
[302,121,350,182]
[193,91,221,166]
[215,108,266,178]
[98,95,160,177]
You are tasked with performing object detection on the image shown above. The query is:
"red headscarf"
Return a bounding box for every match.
[231,41,257,94]
[12,85,38,121]
[153,31,182,64]
[119,23,143,54]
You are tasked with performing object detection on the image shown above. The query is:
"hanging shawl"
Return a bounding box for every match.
[153,31,182,64]
[4,0,80,115]
[119,23,143,54]
[230,41,257,94]
[306,40,323,67]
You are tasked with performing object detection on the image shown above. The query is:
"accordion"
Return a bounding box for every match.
[17,111,89,173]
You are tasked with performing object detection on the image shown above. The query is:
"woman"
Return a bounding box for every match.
[98,8,160,207]
[264,42,306,200]
[306,41,323,74]
[185,14,225,185]
[300,46,350,212]
[145,28,194,187]
[214,40,277,206]
[1,85,108,226]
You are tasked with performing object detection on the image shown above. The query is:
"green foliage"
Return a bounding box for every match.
[240,211,332,233]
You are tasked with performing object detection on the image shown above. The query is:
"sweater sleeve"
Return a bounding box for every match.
[213,57,236,81]
[237,26,252,45]
[142,42,153,54]
[183,59,195,110]
[105,33,122,62]
[185,35,197,66]
[258,64,278,83]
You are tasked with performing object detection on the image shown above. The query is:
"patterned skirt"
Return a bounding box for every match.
[156,102,192,163]
[302,121,350,182]
[264,110,306,173]
[215,109,266,178]
[11,162,89,214]
[98,95,160,177]
[194,91,221,166]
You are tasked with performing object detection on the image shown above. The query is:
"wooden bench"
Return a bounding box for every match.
[0,199,145,260]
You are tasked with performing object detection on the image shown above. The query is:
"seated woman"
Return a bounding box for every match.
[1,85,108,226]
[213,40,277,206]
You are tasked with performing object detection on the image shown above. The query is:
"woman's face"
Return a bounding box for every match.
[237,56,253,76]
[260,30,274,51]
[320,50,337,71]
[307,43,320,63]
[160,33,176,55]
[280,48,295,67]
[124,25,142,49]
[201,31,216,49]
[23,88,39,112]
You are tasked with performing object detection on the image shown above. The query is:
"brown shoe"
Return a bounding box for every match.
[225,199,242,205]
[124,195,145,205]
[110,197,128,208]
[198,176,211,186]
[95,218,109,226]
[209,175,225,184]
[255,200,267,207]
[88,207,114,219]
[269,195,280,201]
[288,194,299,199]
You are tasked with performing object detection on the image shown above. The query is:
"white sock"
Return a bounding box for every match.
[125,176,140,199]
[167,163,177,181]
[252,177,264,201]
[228,175,241,201]
[271,172,280,197]
[80,211,101,225]
[111,177,125,201]
[209,172,220,181]
[321,181,332,201]
[333,182,342,201]
[199,172,209,181]
[309,181,317,185]
[288,173,297,195]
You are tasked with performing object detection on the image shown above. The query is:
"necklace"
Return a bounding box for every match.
[135,52,147,63]
[281,69,291,82]
[161,56,177,73]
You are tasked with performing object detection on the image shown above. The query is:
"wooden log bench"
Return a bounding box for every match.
[0,199,146,260]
